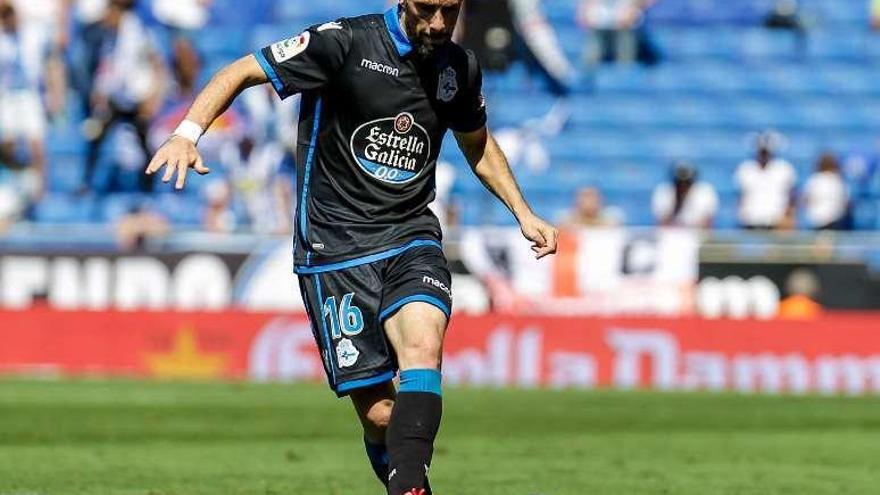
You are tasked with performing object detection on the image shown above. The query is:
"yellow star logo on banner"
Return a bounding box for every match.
[144,326,227,379]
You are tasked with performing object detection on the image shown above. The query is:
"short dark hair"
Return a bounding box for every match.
[0,3,15,18]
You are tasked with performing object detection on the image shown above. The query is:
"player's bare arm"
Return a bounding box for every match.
[144,54,268,189]
[455,126,559,259]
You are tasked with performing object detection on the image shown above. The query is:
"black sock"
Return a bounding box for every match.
[386,369,442,495]
[364,436,389,487]
[364,438,433,494]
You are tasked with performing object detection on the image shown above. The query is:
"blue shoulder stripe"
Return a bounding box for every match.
[252,49,286,97]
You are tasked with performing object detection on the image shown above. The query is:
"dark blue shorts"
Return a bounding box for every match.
[297,244,452,397]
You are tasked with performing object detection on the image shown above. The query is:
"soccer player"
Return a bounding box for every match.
[145,1,558,493]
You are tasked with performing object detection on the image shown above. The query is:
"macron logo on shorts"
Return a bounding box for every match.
[361,58,399,77]
[422,275,451,297]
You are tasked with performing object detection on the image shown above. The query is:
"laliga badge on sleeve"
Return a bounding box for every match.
[271,31,311,63]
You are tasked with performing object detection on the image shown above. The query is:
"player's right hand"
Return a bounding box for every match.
[145,136,211,190]
[519,212,559,260]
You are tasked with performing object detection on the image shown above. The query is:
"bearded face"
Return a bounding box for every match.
[400,0,462,58]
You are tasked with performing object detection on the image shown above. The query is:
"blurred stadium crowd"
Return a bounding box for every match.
[1,0,880,239]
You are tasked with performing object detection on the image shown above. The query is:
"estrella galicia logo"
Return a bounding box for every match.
[350,112,431,184]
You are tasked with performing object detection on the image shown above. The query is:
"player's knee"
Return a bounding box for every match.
[398,337,443,370]
[365,399,393,433]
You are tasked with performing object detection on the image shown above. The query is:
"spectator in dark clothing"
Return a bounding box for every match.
[764,0,806,31]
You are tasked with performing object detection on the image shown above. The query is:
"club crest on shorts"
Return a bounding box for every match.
[271,31,310,63]
[336,338,360,368]
[437,66,458,103]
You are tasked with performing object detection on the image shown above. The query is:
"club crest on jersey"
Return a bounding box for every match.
[317,22,343,32]
[271,31,310,63]
[437,66,458,102]
[350,112,431,185]
[394,113,413,134]
[336,338,360,368]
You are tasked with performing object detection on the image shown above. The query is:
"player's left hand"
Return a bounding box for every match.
[519,213,558,259]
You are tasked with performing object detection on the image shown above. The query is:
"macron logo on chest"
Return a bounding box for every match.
[361,58,399,77]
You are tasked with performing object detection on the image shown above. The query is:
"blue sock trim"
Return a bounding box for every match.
[399,369,442,396]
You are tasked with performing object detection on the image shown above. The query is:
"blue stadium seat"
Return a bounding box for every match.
[46,154,84,193]
[32,194,96,223]
[153,193,204,226]
[99,193,153,223]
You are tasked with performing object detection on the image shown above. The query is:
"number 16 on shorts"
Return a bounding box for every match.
[323,293,364,368]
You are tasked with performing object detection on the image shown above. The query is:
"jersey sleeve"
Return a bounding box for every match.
[448,50,488,133]
[253,20,353,99]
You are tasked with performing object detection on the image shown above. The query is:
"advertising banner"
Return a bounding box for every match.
[0,243,305,312]
[460,227,700,316]
[2,308,879,395]
[698,261,880,318]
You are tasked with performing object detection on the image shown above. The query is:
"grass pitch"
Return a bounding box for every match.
[0,379,878,495]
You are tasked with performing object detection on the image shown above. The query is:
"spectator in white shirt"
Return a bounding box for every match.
[801,153,849,230]
[735,134,797,230]
[8,0,69,118]
[652,162,719,229]
[0,1,47,193]
[76,0,108,24]
[82,0,165,193]
[0,177,23,231]
[152,0,212,33]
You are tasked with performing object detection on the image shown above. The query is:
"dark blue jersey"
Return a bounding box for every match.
[254,7,487,273]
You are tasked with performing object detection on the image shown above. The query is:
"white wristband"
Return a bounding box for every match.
[172,120,204,145]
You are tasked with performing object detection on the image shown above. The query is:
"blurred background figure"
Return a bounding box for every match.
[0,177,24,232]
[6,0,69,120]
[75,0,108,25]
[735,132,797,230]
[801,153,849,231]
[115,200,169,251]
[578,0,659,65]
[152,0,212,34]
[217,133,292,235]
[493,99,569,173]
[429,160,458,234]
[777,267,823,319]
[81,0,165,194]
[0,0,49,193]
[201,179,235,234]
[763,0,808,56]
[165,37,200,109]
[508,0,578,95]
[561,186,622,228]
[764,0,806,31]
[652,162,719,229]
[872,0,880,30]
